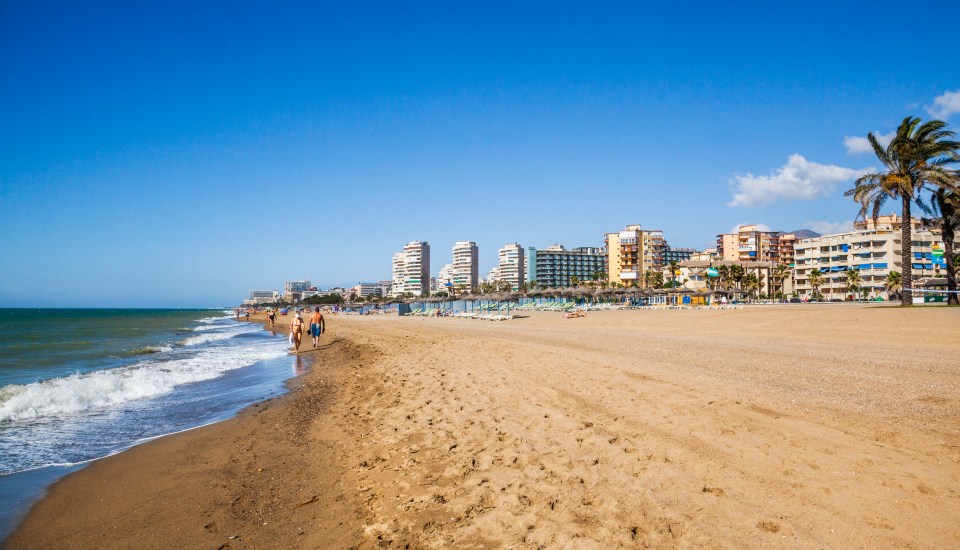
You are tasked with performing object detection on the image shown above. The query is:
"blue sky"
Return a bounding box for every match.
[2,1,960,307]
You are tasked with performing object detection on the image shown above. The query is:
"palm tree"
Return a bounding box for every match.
[773,263,791,300]
[930,188,959,304]
[743,272,760,300]
[845,268,863,301]
[808,268,824,300]
[570,275,581,288]
[845,116,960,306]
[645,270,664,289]
[729,264,745,292]
[668,260,680,288]
[884,270,903,301]
[717,265,730,291]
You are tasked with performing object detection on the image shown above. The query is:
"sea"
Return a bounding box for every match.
[0,308,300,541]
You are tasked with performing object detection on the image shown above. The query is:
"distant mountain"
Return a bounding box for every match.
[786,229,820,239]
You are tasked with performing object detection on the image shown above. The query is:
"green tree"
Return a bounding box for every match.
[845,116,960,306]
[884,270,903,301]
[717,265,730,291]
[729,264,745,291]
[807,268,824,300]
[570,275,581,288]
[645,269,664,289]
[845,268,863,300]
[773,263,791,300]
[668,260,680,288]
[743,272,760,300]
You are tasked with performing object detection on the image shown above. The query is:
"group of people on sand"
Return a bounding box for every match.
[288,307,325,353]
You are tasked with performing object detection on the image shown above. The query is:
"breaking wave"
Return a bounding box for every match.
[0,340,285,423]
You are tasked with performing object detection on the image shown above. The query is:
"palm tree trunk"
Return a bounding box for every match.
[944,212,958,305]
[901,197,913,306]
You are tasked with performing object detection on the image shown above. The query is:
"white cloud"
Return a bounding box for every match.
[926,90,960,119]
[843,131,894,155]
[805,220,854,235]
[727,154,871,208]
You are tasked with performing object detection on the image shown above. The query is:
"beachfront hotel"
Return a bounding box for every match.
[793,221,947,300]
[526,245,607,288]
[492,243,525,290]
[391,241,431,297]
[452,241,479,293]
[605,225,666,285]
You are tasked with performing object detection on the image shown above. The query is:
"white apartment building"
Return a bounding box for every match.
[436,263,455,293]
[248,290,279,304]
[391,252,406,296]
[353,282,381,298]
[392,241,430,297]
[452,241,479,292]
[284,280,311,294]
[793,228,944,300]
[496,243,525,291]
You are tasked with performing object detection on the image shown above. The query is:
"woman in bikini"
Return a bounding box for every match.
[290,312,305,353]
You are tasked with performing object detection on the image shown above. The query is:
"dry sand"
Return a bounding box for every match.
[6,304,960,548]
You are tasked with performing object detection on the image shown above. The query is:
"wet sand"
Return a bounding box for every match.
[7,305,960,548]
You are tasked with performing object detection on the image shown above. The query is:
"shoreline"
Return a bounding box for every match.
[6,306,960,548]
[4,311,333,548]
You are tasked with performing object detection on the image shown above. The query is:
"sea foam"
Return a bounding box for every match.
[0,338,285,423]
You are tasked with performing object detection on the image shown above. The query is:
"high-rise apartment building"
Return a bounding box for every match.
[644,230,666,272]
[496,243,525,290]
[391,252,406,296]
[403,241,430,297]
[605,225,665,285]
[716,225,782,263]
[527,245,607,288]
[451,241,479,292]
[716,233,740,261]
[389,241,431,297]
[776,233,799,266]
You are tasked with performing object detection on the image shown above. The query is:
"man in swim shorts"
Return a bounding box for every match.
[309,307,325,348]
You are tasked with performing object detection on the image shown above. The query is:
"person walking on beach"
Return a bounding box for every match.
[309,307,325,348]
[290,312,305,353]
[267,309,276,327]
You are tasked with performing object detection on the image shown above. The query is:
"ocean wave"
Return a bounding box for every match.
[196,314,232,324]
[0,342,287,423]
[180,323,261,346]
[192,323,229,332]
[180,330,239,346]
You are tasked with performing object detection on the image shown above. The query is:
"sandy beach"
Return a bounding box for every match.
[6,305,960,548]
